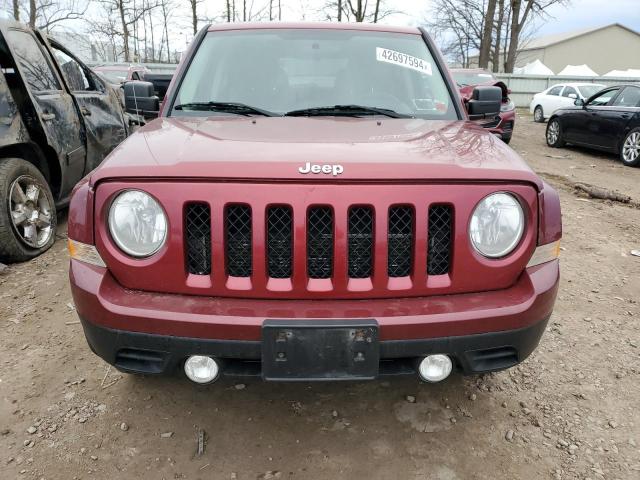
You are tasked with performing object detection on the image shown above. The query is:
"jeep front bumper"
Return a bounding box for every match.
[70,259,558,379]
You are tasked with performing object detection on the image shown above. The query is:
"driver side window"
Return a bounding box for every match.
[612,87,640,107]
[588,88,619,106]
[548,86,562,96]
[51,46,92,92]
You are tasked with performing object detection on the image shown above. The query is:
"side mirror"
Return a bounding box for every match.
[466,86,502,120]
[568,93,577,99]
[574,98,585,107]
[123,81,159,119]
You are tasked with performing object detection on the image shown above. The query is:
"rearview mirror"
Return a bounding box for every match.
[123,81,159,119]
[568,93,577,99]
[574,98,585,107]
[466,86,502,120]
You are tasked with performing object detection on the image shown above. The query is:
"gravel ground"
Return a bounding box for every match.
[1,112,639,480]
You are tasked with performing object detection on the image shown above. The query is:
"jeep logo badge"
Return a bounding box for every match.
[298,162,344,176]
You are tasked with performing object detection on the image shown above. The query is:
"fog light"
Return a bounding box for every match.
[184,355,219,384]
[418,354,452,382]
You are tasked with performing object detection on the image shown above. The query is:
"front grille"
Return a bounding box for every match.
[348,207,373,278]
[427,205,452,275]
[267,206,293,278]
[307,207,333,279]
[185,203,211,275]
[182,200,456,292]
[387,206,413,277]
[226,205,252,277]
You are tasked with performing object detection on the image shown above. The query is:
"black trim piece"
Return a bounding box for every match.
[80,316,549,378]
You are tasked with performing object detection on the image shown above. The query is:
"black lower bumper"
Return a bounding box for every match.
[81,316,549,380]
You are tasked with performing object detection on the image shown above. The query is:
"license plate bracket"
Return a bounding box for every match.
[261,320,379,381]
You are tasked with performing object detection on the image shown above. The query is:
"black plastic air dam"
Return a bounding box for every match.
[80,316,549,379]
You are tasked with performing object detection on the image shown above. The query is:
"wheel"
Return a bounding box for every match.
[0,158,57,263]
[534,106,544,123]
[620,128,640,167]
[546,118,565,147]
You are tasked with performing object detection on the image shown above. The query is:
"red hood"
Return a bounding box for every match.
[90,116,541,189]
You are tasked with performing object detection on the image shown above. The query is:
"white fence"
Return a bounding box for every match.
[494,74,640,108]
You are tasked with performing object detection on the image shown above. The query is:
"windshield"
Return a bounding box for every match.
[97,70,129,83]
[171,29,457,119]
[451,71,496,86]
[577,85,605,99]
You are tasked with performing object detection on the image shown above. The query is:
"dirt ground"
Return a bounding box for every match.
[1,112,639,480]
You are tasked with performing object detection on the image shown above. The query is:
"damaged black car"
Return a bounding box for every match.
[0,19,133,262]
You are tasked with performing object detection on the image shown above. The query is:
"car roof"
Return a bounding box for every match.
[207,21,421,35]
[551,83,606,88]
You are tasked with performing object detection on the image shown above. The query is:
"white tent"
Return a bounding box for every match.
[513,59,554,75]
[603,69,640,78]
[557,64,598,76]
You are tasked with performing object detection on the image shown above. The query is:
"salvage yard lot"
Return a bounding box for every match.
[1,114,639,480]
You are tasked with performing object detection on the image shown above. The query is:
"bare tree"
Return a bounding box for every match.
[491,0,505,72]
[29,0,36,27]
[426,0,485,67]
[321,0,390,22]
[187,0,203,34]
[505,0,565,72]
[478,0,497,68]
[427,0,569,71]
[97,0,154,62]
[14,0,88,31]
[159,0,172,62]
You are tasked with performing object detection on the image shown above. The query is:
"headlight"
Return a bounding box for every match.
[501,99,515,112]
[108,190,167,257]
[469,192,524,258]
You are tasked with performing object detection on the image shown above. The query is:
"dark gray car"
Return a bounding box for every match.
[0,20,130,262]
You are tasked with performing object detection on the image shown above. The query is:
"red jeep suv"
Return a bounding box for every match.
[68,23,561,384]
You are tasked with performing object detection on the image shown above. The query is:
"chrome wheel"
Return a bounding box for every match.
[547,121,560,145]
[622,132,640,164]
[9,175,53,248]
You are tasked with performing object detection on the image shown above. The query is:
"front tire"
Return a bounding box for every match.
[546,118,565,148]
[620,128,640,167]
[534,106,544,123]
[0,158,57,263]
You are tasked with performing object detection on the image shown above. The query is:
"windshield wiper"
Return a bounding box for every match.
[284,105,412,118]
[173,101,277,117]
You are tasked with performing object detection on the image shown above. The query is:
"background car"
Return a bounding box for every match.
[93,64,150,86]
[450,68,515,144]
[546,84,640,166]
[530,83,606,122]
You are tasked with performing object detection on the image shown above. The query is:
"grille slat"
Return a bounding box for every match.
[388,206,413,277]
[267,207,293,278]
[427,205,453,275]
[185,203,211,275]
[348,207,373,278]
[226,205,252,277]
[307,207,333,279]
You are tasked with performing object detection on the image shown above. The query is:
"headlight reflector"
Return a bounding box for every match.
[470,192,524,258]
[500,99,515,112]
[108,190,167,257]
